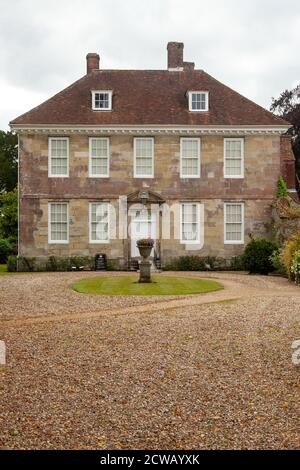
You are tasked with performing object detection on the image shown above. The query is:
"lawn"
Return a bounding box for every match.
[0,264,8,275]
[72,275,223,296]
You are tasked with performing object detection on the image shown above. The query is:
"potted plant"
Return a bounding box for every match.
[136,238,154,259]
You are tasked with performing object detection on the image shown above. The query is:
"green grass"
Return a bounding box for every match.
[0,264,9,275]
[72,275,223,296]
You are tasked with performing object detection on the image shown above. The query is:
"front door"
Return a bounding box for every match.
[130,209,157,257]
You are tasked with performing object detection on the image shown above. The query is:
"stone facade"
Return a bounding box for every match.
[19,132,282,267]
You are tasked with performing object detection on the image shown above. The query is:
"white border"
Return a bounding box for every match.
[224,202,245,245]
[88,137,110,177]
[224,138,244,179]
[180,202,201,245]
[133,137,154,178]
[180,137,201,178]
[48,137,69,178]
[188,91,209,112]
[48,202,69,244]
[89,202,110,244]
[92,90,112,111]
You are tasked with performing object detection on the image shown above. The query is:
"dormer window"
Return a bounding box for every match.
[92,90,112,110]
[188,91,209,112]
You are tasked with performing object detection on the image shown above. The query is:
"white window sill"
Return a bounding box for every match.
[224,175,244,179]
[48,174,69,178]
[88,175,110,178]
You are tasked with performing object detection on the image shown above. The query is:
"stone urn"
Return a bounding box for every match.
[137,239,154,283]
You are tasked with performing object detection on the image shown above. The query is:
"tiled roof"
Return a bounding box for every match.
[10,69,289,127]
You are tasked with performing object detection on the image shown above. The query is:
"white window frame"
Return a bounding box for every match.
[180,137,201,178]
[89,202,110,244]
[48,137,69,178]
[88,137,110,178]
[133,137,154,178]
[224,138,244,179]
[224,202,245,245]
[188,91,209,112]
[180,202,201,245]
[92,90,112,111]
[48,202,69,244]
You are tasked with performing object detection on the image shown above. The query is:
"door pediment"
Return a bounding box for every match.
[127,189,165,204]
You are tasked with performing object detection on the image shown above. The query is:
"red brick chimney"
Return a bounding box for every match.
[280,135,296,191]
[167,42,184,70]
[86,53,100,74]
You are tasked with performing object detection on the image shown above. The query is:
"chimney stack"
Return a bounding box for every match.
[167,42,184,70]
[86,53,100,74]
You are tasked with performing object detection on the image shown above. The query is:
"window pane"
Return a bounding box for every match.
[191,93,207,110]
[181,204,199,242]
[50,139,68,176]
[135,139,153,176]
[225,204,243,242]
[50,203,68,242]
[90,139,109,176]
[94,92,111,109]
[225,140,243,177]
[181,139,199,176]
[90,203,109,241]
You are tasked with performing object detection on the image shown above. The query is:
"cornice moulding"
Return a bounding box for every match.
[10,124,290,135]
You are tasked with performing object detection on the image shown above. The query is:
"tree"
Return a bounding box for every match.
[270,85,300,195]
[0,130,18,193]
[0,188,18,241]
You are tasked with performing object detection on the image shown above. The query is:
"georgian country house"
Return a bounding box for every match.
[10,42,296,269]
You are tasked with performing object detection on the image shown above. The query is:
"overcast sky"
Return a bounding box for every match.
[0,0,299,130]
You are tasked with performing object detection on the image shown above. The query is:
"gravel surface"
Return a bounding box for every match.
[0,272,299,449]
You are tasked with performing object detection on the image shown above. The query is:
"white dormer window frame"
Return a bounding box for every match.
[188,91,209,112]
[92,90,112,111]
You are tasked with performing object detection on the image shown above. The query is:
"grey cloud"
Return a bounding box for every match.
[0,0,300,129]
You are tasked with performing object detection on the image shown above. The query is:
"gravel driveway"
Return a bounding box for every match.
[0,272,299,449]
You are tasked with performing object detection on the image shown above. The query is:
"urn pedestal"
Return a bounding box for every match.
[139,260,152,283]
[137,244,153,283]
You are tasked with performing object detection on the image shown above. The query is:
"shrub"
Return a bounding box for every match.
[17,256,36,272]
[46,256,95,272]
[163,255,220,271]
[242,238,278,274]
[269,249,286,275]
[0,238,13,263]
[230,255,245,271]
[7,255,17,272]
[291,250,300,284]
[276,176,289,198]
[281,231,300,279]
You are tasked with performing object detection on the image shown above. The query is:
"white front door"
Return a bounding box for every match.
[130,209,157,257]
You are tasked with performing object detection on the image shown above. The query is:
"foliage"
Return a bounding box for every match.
[291,250,300,284]
[269,249,286,275]
[0,131,18,193]
[73,275,223,296]
[164,255,219,271]
[242,238,278,274]
[136,238,155,246]
[46,255,94,272]
[281,231,300,279]
[17,256,36,272]
[229,255,245,271]
[276,176,289,198]
[0,239,13,263]
[0,188,18,240]
[271,84,300,196]
[7,255,17,272]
